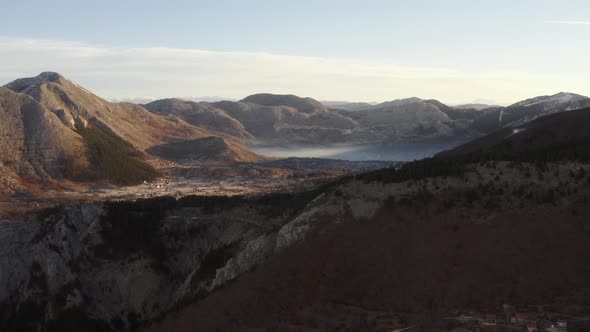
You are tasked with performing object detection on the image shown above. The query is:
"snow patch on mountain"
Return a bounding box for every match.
[503,92,590,128]
[511,92,590,110]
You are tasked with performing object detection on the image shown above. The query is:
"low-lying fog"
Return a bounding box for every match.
[250,141,464,161]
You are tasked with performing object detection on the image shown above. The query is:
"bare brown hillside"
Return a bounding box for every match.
[0,75,166,186]
[4,72,212,151]
[0,87,88,179]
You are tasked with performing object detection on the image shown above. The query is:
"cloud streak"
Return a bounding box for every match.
[545,20,590,25]
[0,36,587,104]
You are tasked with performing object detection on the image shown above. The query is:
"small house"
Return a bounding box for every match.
[527,323,538,332]
[482,313,497,326]
[557,320,567,329]
[513,313,537,325]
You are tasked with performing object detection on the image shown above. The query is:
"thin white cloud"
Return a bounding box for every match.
[0,36,587,104]
[545,20,590,25]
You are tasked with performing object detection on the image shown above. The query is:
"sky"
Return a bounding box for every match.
[0,0,589,105]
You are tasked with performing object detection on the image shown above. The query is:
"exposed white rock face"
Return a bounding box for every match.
[211,233,277,289]
[51,109,88,129]
[275,193,334,250]
[274,184,390,251]
[0,196,299,331]
[0,178,411,331]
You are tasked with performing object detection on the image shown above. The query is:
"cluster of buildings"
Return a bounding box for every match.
[482,311,568,331]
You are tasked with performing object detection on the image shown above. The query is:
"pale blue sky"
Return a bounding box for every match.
[1,0,589,104]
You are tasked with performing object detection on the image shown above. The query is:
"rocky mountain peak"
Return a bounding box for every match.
[3,71,66,94]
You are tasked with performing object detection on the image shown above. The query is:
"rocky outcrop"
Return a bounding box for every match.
[210,233,277,289]
[0,192,319,331]
[51,109,88,130]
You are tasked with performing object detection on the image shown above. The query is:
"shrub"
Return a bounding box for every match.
[358,158,467,184]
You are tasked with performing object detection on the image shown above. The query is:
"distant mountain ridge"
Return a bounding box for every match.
[146,95,478,145]
[453,103,499,110]
[109,96,235,104]
[439,105,590,161]
[145,90,590,148]
[241,93,330,113]
[146,93,359,145]
[320,100,377,111]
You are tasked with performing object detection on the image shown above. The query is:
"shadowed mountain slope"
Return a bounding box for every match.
[144,98,254,142]
[147,136,266,164]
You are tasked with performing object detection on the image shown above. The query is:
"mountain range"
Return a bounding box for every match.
[145,90,590,147]
[3,72,590,331]
[2,71,590,189]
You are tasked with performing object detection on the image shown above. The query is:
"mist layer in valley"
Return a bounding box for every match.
[249,140,465,161]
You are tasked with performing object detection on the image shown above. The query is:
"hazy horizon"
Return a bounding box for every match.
[1,0,589,104]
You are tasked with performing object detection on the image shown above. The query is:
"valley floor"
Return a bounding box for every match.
[0,158,393,220]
